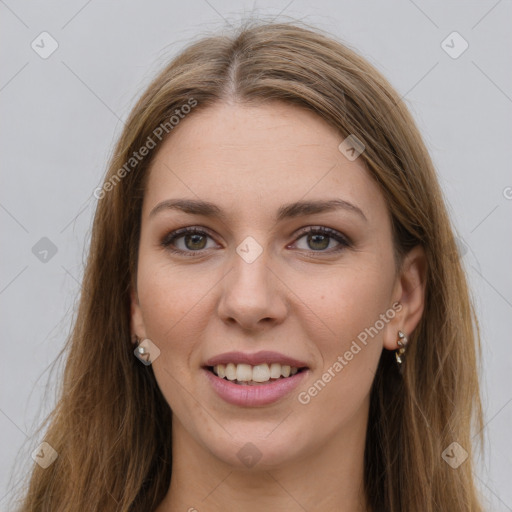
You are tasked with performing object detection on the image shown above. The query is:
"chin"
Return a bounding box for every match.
[197,423,310,470]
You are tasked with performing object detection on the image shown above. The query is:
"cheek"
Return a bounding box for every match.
[293,259,393,348]
[136,258,208,415]
[135,256,214,387]
[293,263,393,411]
[137,250,212,338]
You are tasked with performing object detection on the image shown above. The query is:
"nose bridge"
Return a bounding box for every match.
[217,237,286,328]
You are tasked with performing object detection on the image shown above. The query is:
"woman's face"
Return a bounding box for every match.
[131,101,411,469]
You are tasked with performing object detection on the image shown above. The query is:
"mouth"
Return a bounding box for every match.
[202,351,310,406]
[206,363,308,386]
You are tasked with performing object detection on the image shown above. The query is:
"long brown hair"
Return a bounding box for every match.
[16,20,485,511]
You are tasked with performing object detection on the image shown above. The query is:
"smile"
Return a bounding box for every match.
[202,350,310,406]
[209,362,304,385]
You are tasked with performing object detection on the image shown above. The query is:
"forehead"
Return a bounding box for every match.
[142,102,388,226]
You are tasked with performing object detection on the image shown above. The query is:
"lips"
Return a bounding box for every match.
[202,350,309,406]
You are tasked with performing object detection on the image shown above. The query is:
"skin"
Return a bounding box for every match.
[130,101,426,512]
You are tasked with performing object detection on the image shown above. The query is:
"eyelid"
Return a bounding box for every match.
[291,225,352,247]
[160,226,220,253]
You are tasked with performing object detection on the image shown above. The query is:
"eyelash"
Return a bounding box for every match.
[160,226,352,257]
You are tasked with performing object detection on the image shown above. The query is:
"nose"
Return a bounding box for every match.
[216,243,288,332]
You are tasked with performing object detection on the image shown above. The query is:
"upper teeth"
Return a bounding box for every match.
[213,363,299,382]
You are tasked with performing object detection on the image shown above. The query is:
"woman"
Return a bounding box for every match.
[18,21,485,511]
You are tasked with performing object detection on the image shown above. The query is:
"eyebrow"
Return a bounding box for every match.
[149,198,368,222]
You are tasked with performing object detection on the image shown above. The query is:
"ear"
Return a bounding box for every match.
[130,286,147,344]
[383,245,427,351]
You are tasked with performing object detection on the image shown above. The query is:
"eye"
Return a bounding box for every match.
[160,227,218,256]
[290,226,351,253]
[160,225,351,257]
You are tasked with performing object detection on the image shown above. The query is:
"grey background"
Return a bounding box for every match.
[1,0,511,510]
